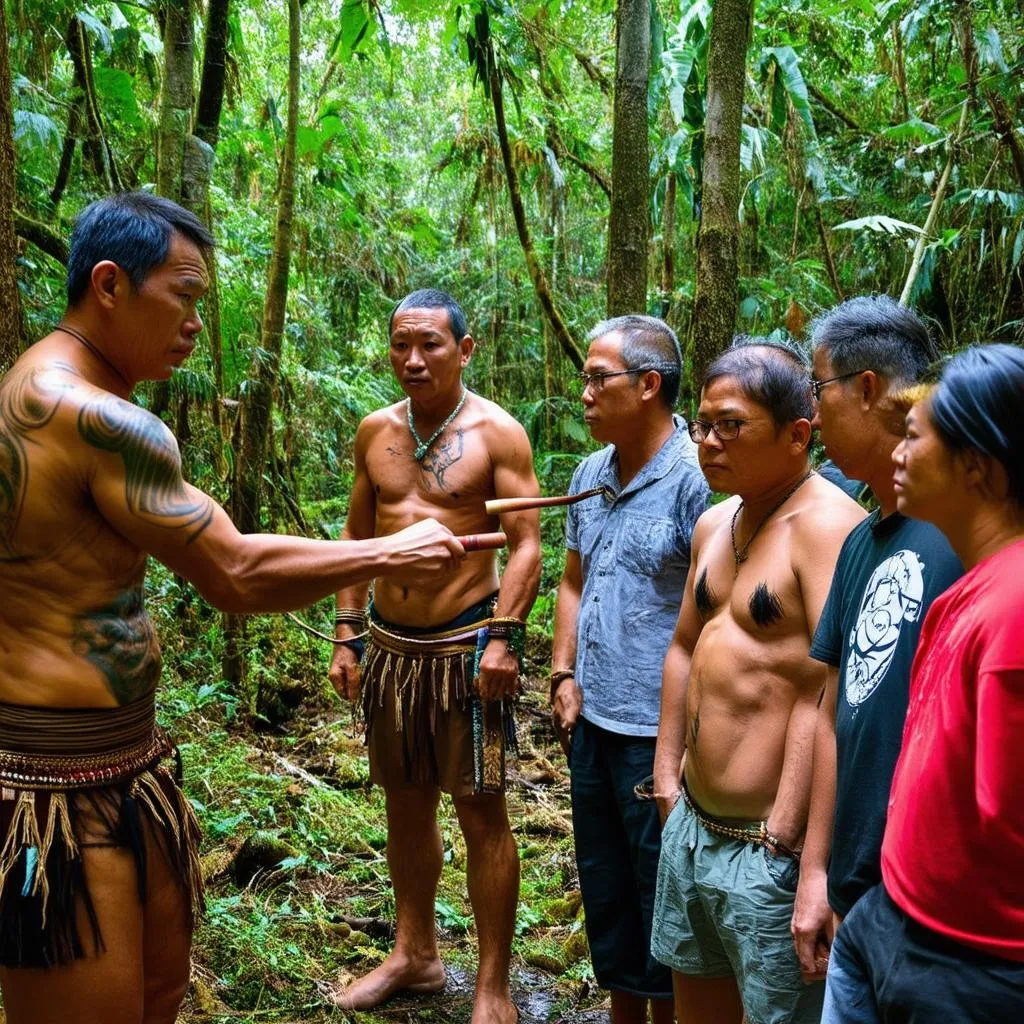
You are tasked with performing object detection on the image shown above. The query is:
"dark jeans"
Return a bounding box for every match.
[569,716,672,999]
[824,883,1024,1024]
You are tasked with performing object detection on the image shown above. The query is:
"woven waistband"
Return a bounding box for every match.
[368,618,487,658]
[680,777,765,842]
[0,692,169,790]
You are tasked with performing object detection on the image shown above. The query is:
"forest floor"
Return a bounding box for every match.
[175,689,607,1024]
[139,592,610,1024]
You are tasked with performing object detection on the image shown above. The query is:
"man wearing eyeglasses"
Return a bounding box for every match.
[650,338,864,1024]
[551,315,709,1024]
[792,296,962,1018]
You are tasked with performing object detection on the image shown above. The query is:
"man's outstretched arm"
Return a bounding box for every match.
[82,392,463,612]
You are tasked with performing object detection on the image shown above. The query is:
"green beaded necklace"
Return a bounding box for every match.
[407,388,467,461]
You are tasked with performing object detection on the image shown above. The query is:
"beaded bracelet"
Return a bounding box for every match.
[487,618,526,670]
[335,606,367,626]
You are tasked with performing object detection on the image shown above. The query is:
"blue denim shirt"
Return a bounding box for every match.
[566,418,709,736]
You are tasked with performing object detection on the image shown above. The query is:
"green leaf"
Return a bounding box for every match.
[93,67,141,127]
[13,110,61,152]
[833,215,923,236]
[764,46,816,140]
[977,26,1008,72]
[339,0,371,62]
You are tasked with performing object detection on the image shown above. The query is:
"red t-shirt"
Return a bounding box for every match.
[882,536,1024,962]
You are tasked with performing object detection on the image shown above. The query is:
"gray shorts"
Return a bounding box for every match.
[651,798,824,1024]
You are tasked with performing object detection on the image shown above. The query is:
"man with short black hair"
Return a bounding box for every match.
[791,296,962,985]
[0,192,464,1024]
[328,289,541,1024]
[551,315,708,1024]
[650,340,864,1024]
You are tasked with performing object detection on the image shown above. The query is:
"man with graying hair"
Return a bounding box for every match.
[552,315,709,1024]
[793,296,961,993]
[0,192,464,1024]
[650,338,864,1024]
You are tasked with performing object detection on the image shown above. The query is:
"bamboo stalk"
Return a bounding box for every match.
[485,486,613,516]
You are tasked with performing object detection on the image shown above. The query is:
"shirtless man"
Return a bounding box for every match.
[327,289,541,1024]
[0,193,463,1024]
[650,340,864,1024]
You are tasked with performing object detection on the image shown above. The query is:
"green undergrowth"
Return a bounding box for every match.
[147,566,600,1023]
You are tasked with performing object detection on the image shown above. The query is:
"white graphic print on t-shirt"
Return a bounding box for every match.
[845,550,925,707]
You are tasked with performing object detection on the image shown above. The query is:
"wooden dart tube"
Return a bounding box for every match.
[457,532,507,552]
[484,485,612,516]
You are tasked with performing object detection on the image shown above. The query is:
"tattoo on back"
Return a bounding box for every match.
[72,585,161,705]
[694,567,719,618]
[78,393,214,541]
[0,369,73,562]
[749,581,785,628]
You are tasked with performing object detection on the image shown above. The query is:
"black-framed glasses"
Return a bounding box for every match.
[575,367,658,392]
[687,418,748,443]
[810,369,871,401]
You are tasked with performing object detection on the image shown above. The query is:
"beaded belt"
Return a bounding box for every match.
[0,692,171,791]
[367,618,487,658]
[680,777,800,860]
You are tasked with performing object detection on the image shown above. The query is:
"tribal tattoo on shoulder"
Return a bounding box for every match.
[0,368,74,563]
[77,393,214,541]
[72,583,161,705]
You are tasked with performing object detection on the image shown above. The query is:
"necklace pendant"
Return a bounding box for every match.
[414,444,428,461]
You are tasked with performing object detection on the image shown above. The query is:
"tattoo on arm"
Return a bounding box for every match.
[72,584,161,705]
[78,394,214,541]
[0,369,73,562]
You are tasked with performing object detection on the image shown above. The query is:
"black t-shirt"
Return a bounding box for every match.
[810,510,962,917]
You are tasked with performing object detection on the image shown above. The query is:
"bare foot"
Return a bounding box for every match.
[471,990,519,1024]
[330,953,446,1010]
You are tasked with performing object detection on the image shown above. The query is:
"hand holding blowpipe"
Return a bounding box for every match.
[485,485,615,516]
[458,532,507,552]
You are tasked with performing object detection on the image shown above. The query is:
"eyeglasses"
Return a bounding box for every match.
[575,367,659,392]
[810,369,871,401]
[687,418,748,443]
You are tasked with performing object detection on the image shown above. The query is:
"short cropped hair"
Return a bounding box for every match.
[589,314,683,408]
[388,289,468,342]
[810,295,935,386]
[67,192,214,306]
[929,343,1024,506]
[702,335,814,426]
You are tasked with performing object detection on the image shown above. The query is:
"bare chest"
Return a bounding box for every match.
[367,423,494,513]
[693,522,806,637]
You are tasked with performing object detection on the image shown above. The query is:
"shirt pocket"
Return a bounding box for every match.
[617,515,679,576]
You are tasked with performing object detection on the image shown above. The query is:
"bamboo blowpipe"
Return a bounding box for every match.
[484,485,615,516]
[457,532,507,552]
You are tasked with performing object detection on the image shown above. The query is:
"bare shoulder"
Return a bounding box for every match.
[793,474,866,549]
[695,495,738,537]
[354,401,404,447]
[470,393,532,456]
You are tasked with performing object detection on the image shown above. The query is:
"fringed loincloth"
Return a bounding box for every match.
[361,598,518,795]
[0,692,203,968]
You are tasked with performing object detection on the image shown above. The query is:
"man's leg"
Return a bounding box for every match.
[673,972,744,1024]
[608,990,676,1024]
[0,844,145,1024]
[453,792,518,1024]
[141,819,194,1024]
[332,784,446,1009]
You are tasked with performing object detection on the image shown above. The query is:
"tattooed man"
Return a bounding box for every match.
[0,194,463,1024]
[328,290,541,1024]
[649,340,864,1024]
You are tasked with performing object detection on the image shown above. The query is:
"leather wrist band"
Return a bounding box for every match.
[549,668,575,704]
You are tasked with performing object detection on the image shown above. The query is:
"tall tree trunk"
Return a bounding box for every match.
[66,16,121,192]
[195,0,230,149]
[157,0,195,199]
[661,172,677,318]
[50,96,83,207]
[488,63,583,369]
[0,0,23,372]
[689,0,752,383]
[232,0,300,536]
[607,0,651,316]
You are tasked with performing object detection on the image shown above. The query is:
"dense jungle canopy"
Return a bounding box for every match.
[0,0,1022,1021]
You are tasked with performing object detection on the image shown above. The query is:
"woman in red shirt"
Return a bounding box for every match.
[823,343,1024,1024]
